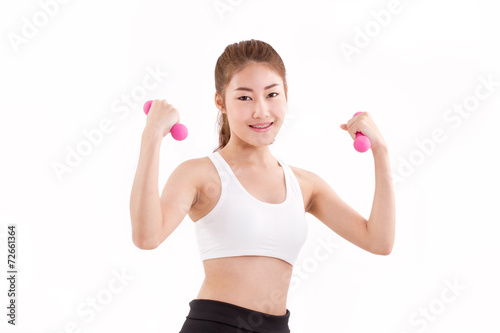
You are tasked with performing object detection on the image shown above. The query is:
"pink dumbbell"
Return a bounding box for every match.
[352,112,371,153]
[143,100,188,141]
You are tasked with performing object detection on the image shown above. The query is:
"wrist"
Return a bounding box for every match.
[371,144,389,155]
[142,127,164,142]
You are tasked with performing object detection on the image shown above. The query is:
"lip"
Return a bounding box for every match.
[250,122,273,126]
[249,122,273,132]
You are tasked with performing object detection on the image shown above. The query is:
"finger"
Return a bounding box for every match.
[341,123,356,140]
[346,113,362,129]
[343,122,356,140]
[348,130,356,141]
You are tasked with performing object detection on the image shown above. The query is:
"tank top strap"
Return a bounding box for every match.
[210,152,303,207]
[275,156,304,206]
[207,152,232,188]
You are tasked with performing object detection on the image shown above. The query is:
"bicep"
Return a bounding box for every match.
[157,160,199,244]
[307,171,372,253]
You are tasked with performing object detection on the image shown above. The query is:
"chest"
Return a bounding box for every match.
[190,160,312,222]
[233,167,287,204]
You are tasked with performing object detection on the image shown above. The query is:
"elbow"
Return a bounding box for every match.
[132,234,159,250]
[369,239,394,256]
[373,243,393,255]
[130,216,162,250]
[376,247,392,256]
[367,226,394,256]
[134,239,159,250]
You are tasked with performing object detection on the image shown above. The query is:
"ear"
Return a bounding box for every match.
[215,92,224,112]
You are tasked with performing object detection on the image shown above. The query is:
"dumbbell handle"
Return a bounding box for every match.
[352,112,371,153]
[143,100,188,141]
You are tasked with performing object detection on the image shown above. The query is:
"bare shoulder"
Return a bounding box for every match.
[177,155,216,184]
[288,164,316,212]
[288,164,320,185]
[288,164,314,176]
[180,155,213,174]
[179,155,219,205]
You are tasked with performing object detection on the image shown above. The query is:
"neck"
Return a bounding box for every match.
[219,142,277,169]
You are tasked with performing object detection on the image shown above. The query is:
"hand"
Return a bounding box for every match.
[144,99,181,138]
[340,112,387,151]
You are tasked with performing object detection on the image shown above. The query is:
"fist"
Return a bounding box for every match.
[145,99,181,138]
[340,112,387,151]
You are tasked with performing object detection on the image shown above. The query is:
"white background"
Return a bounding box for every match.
[1,0,499,332]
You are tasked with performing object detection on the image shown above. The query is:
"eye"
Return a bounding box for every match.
[238,93,278,101]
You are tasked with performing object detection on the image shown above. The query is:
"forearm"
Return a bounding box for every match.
[129,129,164,248]
[366,145,395,254]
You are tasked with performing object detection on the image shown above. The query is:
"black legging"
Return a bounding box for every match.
[179,299,291,333]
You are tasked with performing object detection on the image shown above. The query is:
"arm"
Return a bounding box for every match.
[306,170,372,254]
[130,99,198,249]
[366,145,395,255]
[306,146,395,255]
[129,129,199,249]
[305,159,394,255]
[129,130,164,249]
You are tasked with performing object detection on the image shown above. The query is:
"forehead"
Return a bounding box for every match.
[228,63,281,88]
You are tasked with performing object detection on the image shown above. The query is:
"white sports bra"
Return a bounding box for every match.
[194,151,309,266]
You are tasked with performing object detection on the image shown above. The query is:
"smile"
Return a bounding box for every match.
[249,122,273,131]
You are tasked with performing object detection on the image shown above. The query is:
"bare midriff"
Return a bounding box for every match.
[196,255,293,316]
[190,155,310,316]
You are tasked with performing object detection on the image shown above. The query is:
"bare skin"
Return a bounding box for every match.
[131,62,395,318]
[187,63,310,315]
[187,150,313,316]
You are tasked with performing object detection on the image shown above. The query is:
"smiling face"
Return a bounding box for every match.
[215,62,288,149]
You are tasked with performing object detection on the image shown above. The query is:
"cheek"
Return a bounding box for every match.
[226,112,246,127]
[231,111,247,123]
[276,107,287,119]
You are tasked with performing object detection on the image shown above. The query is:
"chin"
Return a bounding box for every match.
[246,138,275,147]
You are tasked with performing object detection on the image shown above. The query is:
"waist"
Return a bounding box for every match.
[197,256,292,315]
[185,298,290,333]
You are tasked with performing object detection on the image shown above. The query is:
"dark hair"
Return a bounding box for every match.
[213,39,288,152]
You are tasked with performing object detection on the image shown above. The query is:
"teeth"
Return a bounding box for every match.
[251,123,271,129]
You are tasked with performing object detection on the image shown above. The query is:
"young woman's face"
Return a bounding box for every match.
[218,62,287,148]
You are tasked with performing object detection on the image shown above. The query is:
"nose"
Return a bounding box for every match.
[252,98,270,119]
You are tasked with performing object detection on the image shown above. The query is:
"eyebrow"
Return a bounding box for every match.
[233,83,279,92]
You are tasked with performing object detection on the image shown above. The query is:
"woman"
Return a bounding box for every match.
[130,39,395,332]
